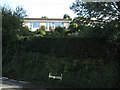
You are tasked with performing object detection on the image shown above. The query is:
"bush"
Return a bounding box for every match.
[44,31,66,38]
[2,6,28,62]
[55,26,65,33]
[24,37,106,59]
[69,23,78,32]
[3,52,119,88]
[35,25,46,35]
[17,26,34,40]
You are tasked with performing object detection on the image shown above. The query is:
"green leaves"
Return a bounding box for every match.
[55,26,65,33]
[70,1,120,25]
[2,6,27,40]
[69,23,78,32]
[63,14,72,21]
[14,6,27,18]
[41,16,48,18]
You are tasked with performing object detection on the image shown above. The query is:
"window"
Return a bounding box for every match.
[30,23,32,28]
[46,23,49,27]
[33,23,40,28]
[62,23,64,27]
[52,23,54,28]
[46,23,49,30]
[55,23,62,27]
[49,23,52,26]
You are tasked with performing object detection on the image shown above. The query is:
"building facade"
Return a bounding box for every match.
[23,18,71,31]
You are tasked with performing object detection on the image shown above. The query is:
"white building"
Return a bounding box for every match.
[23,18,71,31]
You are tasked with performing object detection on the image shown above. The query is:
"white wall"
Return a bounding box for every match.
[64,23,70,29]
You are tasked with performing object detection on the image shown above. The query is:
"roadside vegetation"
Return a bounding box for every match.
[2,2,120,88]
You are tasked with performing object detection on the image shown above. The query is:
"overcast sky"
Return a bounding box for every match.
[0,0,77,19]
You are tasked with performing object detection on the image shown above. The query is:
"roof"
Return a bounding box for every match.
[23,18,69,21]
[23,18,71,23]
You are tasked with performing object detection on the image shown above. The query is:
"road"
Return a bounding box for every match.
[0,77,43,89]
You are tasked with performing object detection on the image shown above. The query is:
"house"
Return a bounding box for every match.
[23,18,71,31]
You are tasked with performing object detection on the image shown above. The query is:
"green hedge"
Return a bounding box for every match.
[2,36,119,88]
[2,51,119,88]
[2,37,119,87]
[24,37,107,59]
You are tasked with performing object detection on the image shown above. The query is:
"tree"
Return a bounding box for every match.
[2,5,29,70]
[72,16,89,24]
[63,14,72,21]
[70,0,120,25]
[14,6,27,18]
[2,6,27,52]
[41,16,48,18]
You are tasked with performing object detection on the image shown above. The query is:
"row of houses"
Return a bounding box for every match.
[23,18,71,31]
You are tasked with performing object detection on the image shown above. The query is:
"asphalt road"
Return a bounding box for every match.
[0,77,42,89]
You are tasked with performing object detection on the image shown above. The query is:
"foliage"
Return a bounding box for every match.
[17,26,33,36]
[24,37,107,59]
[72,16,93,25]
[2,6,27,52]
[77,24,98,38]
[69,23,78,32]
[42,31,66,38]
[17,26,34,40]
[70,1,120,26]
[41,16,48,18]
[35,25,46,36]
[14,6,27,18]
[63,14,72,21]
[40,25,46,31]
[102,20,120,41]
[55,26,65,33]
[3,51,119,88]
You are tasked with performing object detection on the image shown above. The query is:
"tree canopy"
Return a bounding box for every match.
[2,6,28,47]
[63,14,72,21]
[70,0,120,25]
[41,16,48,18]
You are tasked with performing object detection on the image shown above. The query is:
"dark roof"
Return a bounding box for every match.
[23,18,69,21]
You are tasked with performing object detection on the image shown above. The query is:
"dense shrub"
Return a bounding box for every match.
[2,6,28,63]
[24,37,107,59]
[17,26,34,40]
[69,23,78,32]
[35,25,46,35]
[55,26,65,33]
[3,51,119,88]
[44,31,66,38]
